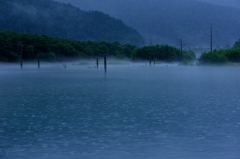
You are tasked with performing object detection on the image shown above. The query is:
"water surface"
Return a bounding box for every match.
[1,64,240,159]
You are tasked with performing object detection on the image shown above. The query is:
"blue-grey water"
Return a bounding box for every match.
[0,64,240,159]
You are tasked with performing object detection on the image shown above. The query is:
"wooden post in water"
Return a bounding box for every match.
[96,57,99,68]
[20,57,23,69]
[18,42,23,69]
[104,55,107,72]
[153,53,156,65]
[38,52,40,68]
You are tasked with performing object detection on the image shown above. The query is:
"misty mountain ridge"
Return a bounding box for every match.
[56,0,240,47]
[0,0,144,45]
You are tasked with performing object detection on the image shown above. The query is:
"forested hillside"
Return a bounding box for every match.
[57,0,240,47]
[0,0,144,45]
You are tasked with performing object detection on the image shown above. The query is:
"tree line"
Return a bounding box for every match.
[0,30,196,62]
[199,39,240,65]
[132,45,195,62]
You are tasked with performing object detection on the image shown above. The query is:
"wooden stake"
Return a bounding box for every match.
[96,57,99,68]
[18,42,23,69]
[38,53,40,68]
[104,55,107,72]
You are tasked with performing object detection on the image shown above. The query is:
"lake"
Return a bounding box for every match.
[0,63,240,159]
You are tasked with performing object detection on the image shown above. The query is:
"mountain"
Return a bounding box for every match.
[56,0,240,47]
[0,0,144,45]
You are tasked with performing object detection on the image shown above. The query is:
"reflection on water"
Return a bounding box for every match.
[1,64,240,159]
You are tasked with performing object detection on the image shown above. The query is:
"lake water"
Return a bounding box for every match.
[0,63,240,159]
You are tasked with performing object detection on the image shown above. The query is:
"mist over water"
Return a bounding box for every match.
[1,63,240,159]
